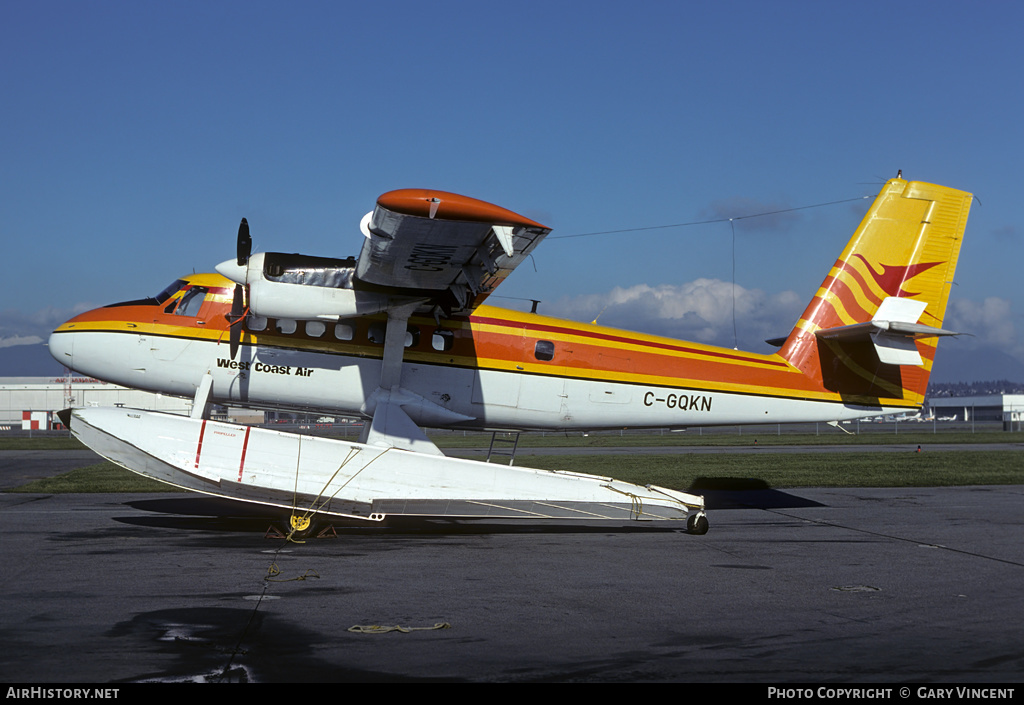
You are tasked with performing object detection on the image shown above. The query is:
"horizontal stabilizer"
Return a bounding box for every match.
[815,296,959,366]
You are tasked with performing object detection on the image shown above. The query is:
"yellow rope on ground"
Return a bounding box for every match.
[347,623,451,634]
[265,563,320,582]
[219,548,320,679]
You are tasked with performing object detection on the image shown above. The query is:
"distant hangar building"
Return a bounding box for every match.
[0,375,190,429]
[928,394,1024,431]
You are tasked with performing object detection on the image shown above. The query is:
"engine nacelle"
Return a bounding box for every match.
[217,252,414,320]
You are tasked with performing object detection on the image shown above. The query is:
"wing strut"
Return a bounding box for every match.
[190,371,214,420]
[378,302,419,391]
[359,302,472,455]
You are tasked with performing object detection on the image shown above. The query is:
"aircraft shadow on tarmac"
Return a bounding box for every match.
[116,477,822,536]
[689,476,826,511]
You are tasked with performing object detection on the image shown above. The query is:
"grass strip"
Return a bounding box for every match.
[11,462,181,493]
[0,437,86,450]
[428,430,1017,448]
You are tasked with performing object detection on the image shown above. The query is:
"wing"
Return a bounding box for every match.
[216,189,549,325]
[356,189,550,315]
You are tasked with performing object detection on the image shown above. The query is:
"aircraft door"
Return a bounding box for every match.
[152,286,212,362]
[471,325,522,408]
[517,338,565,414]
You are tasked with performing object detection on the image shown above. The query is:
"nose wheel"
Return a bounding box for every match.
[686,513,709,535]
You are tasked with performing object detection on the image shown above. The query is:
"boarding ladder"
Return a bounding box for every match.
[486,431,521,466]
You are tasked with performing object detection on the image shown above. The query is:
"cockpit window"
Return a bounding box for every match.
[103,279,187,309]
[174,287,208,317]
[155,280,186,304]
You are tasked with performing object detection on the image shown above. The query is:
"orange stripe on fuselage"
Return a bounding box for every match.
[470,315,789,368]
[56,285,918,406]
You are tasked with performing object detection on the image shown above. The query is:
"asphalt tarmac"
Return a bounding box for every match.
[2,450,1023,683]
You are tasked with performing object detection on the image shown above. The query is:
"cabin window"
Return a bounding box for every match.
[276,319,297,335]
[334,322,354,341]
[367,323,386,344]
[365,323,420,347]
[306,321,326,338]
[405,327,420,348]
[247,314,267,331]
[534,340,555,361]
[432,330,454,352]
[174,287,208,317]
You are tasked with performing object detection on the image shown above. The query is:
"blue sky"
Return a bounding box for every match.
[2,1,1022,370]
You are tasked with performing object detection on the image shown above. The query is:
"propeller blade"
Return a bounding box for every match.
[231,283,245,318]
[237,218,252,266]
[229,284,245,359]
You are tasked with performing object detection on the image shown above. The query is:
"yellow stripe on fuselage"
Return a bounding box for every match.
[57,294,918,406]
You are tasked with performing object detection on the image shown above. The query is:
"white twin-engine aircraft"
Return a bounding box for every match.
[50,178,973,535]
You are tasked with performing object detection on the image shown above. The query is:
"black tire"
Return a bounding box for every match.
[686,514,709,535]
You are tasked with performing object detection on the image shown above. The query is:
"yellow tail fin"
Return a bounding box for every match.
[779,178,973,406]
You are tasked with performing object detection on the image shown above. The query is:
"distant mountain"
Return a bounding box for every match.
[929,380,1024,397]
[0,343,67,377]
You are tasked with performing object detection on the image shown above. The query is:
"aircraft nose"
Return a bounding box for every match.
[48,329,74,370]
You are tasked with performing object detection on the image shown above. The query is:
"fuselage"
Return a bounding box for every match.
[49,273,908,430]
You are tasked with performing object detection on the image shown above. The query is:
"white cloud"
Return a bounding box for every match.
[945,297,1021,358]
[0,335,44,349]
[0,304,94,346]
[544,279,804,352]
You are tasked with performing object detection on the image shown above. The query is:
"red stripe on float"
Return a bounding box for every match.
[238,426,251,481]
[195,419,207,469]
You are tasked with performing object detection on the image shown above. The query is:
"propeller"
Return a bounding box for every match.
[237,217,252,266]
[229,283,246,359]
[224,217,251,359]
